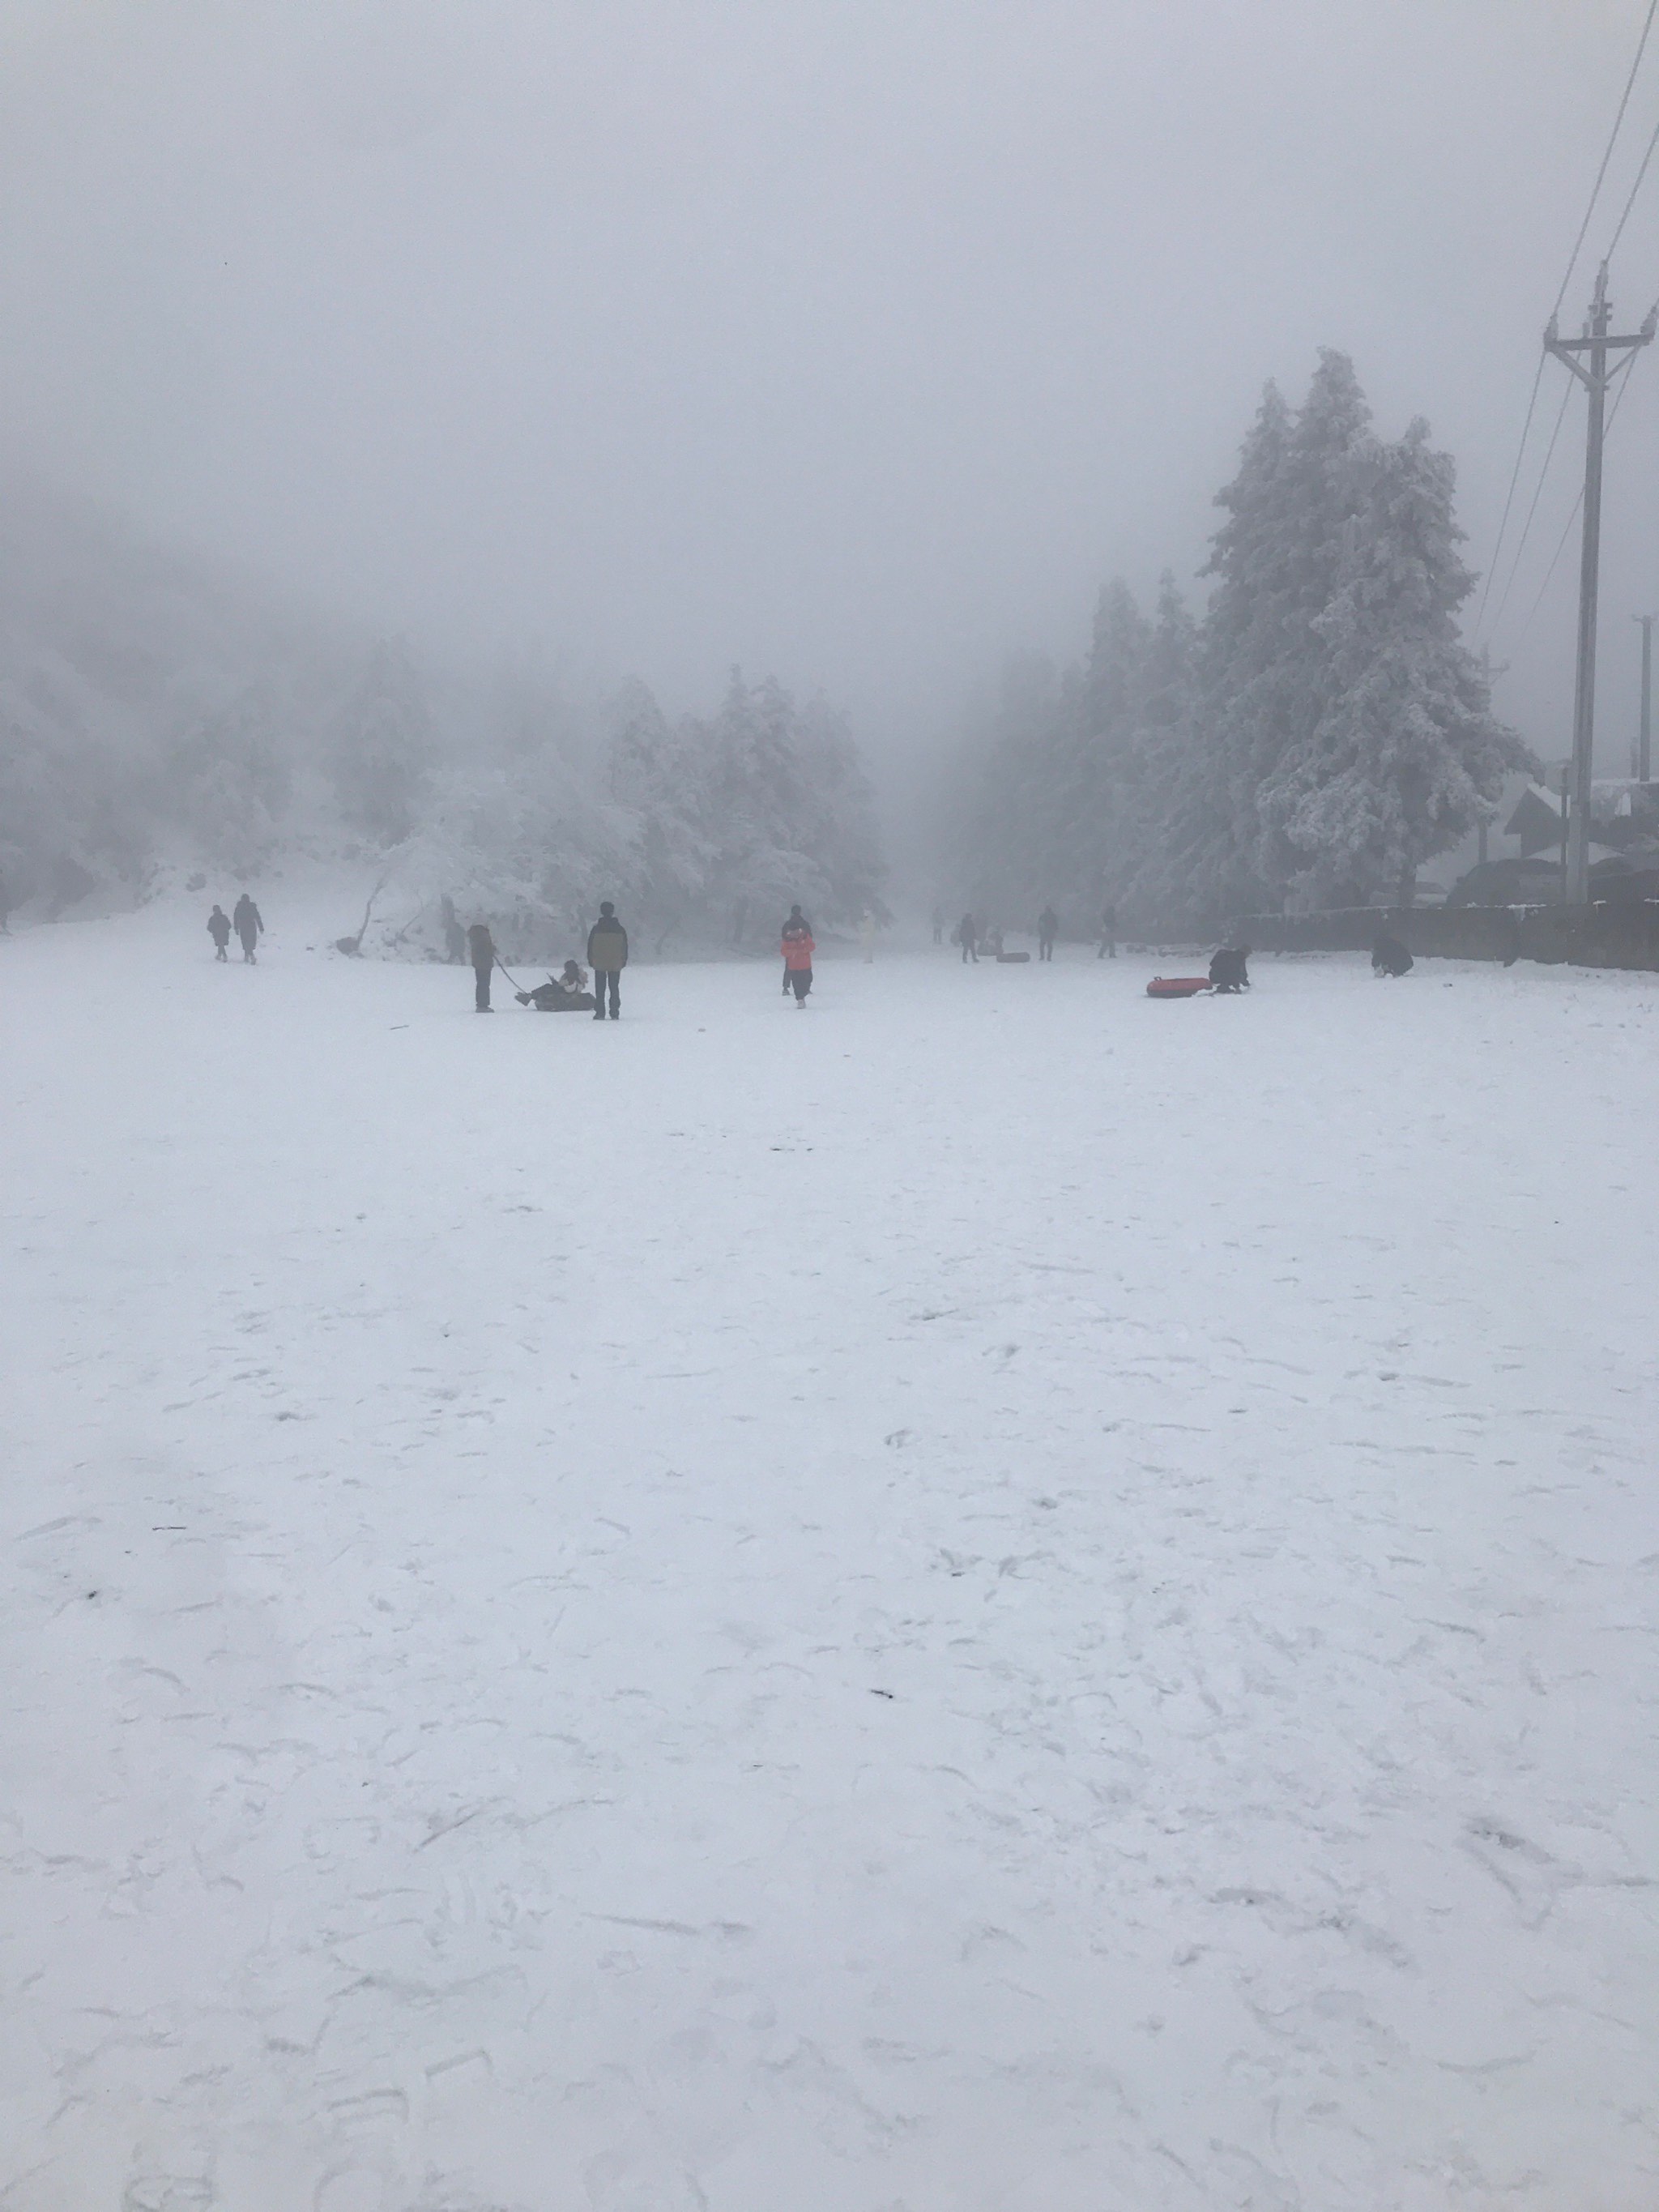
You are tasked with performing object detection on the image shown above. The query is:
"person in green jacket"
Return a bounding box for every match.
[587,902,628,1019]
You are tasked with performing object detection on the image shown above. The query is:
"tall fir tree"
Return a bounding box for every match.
[330,638,433,847]
[1260,419,1530,903]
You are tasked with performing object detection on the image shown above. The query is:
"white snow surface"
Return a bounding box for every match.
[3,902,1657,2212]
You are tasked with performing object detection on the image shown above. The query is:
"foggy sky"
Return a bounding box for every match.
[2,0,1656,783]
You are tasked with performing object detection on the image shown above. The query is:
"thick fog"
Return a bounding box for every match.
[2,0,1656,814]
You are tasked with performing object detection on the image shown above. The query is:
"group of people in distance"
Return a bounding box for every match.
[207,888,1411,1011]
[943,903,1119,963]
[466,902,630,1018]
[207,894,263,963]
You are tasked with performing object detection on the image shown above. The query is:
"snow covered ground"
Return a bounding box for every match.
[3,898,1657,2212]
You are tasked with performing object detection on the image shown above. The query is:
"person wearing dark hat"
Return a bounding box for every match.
[587,901,628,1019]
[781,910,815,1005]
[781,905,811,994]
[466,920,496,1010]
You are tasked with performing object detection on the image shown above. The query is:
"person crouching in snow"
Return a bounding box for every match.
[781,916,815,1005]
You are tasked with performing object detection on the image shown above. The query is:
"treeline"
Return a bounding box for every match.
[944,351,1533,934]
[397,667,885,956]
[0,485,884,948]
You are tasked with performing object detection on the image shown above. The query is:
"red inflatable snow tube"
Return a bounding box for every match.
[1145,976,1213,999]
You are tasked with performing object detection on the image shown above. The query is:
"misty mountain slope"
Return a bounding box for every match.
[0,486,885,946]
[0,480,365,904]
[2,904,1655,2211]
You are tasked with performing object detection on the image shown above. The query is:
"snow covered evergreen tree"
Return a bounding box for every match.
[1260,418,1530,903]
[1122,573,1201,921]
[1199,362,1373,909]
[1066,579,1151,912]
[605,679,716,951]
[328,638,433,847]
[168,685,292,876]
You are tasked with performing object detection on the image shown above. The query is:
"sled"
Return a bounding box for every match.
[1145,976,1212,999]
[996,950,1030,963]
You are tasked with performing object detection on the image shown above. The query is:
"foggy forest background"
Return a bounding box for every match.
[1,348,1529,951]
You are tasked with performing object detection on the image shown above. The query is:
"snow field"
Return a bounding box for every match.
[2,902,1657,2210]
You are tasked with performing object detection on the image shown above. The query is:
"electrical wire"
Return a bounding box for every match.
[1488,375,1576,635]
[1475,355,1546,631]
[1521,347,1645,626]
[1478,0,1657,634]
[1555,0,1659,316]
[1606,109,1659,262]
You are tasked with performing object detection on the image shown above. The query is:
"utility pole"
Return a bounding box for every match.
[1545,265,1656,900]
[1634,613,1656,781]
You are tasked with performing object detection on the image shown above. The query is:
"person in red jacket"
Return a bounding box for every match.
[781,911,814,1006]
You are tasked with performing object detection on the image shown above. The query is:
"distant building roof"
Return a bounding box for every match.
[1503,787,1563,856]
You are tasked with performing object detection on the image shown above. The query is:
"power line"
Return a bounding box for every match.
[1489,374,1575,634]
[1606,109,1659,261]
[1478,0,1657,633]
[1555,0,1659,315]
[1475,355,1546,631]
[1523,344,1644,628]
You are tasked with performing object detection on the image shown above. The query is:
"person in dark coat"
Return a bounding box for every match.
[467,920,496,1011]
[232,892,262,963]
[1037,905,1059,960]
[1372,931,1414,977]
[207,905,232,960]
[958,912,979,963]
[1209,945,1251,993]
[587,902,628,1019]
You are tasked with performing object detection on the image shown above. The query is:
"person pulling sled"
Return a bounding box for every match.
[467,921,497,1010]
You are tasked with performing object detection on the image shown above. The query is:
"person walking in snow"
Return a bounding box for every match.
[781,914,815,1006]
[207,904,232,961]
[859,908,877,963]
[232,892,263,963]
[1037,905,1058,961]
[781,905,811,994]
[931,902,945,945]
[587,901,628,1019]
[1096,902,1117,959]
[467,920,497,1011]
[958,912,979,963]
